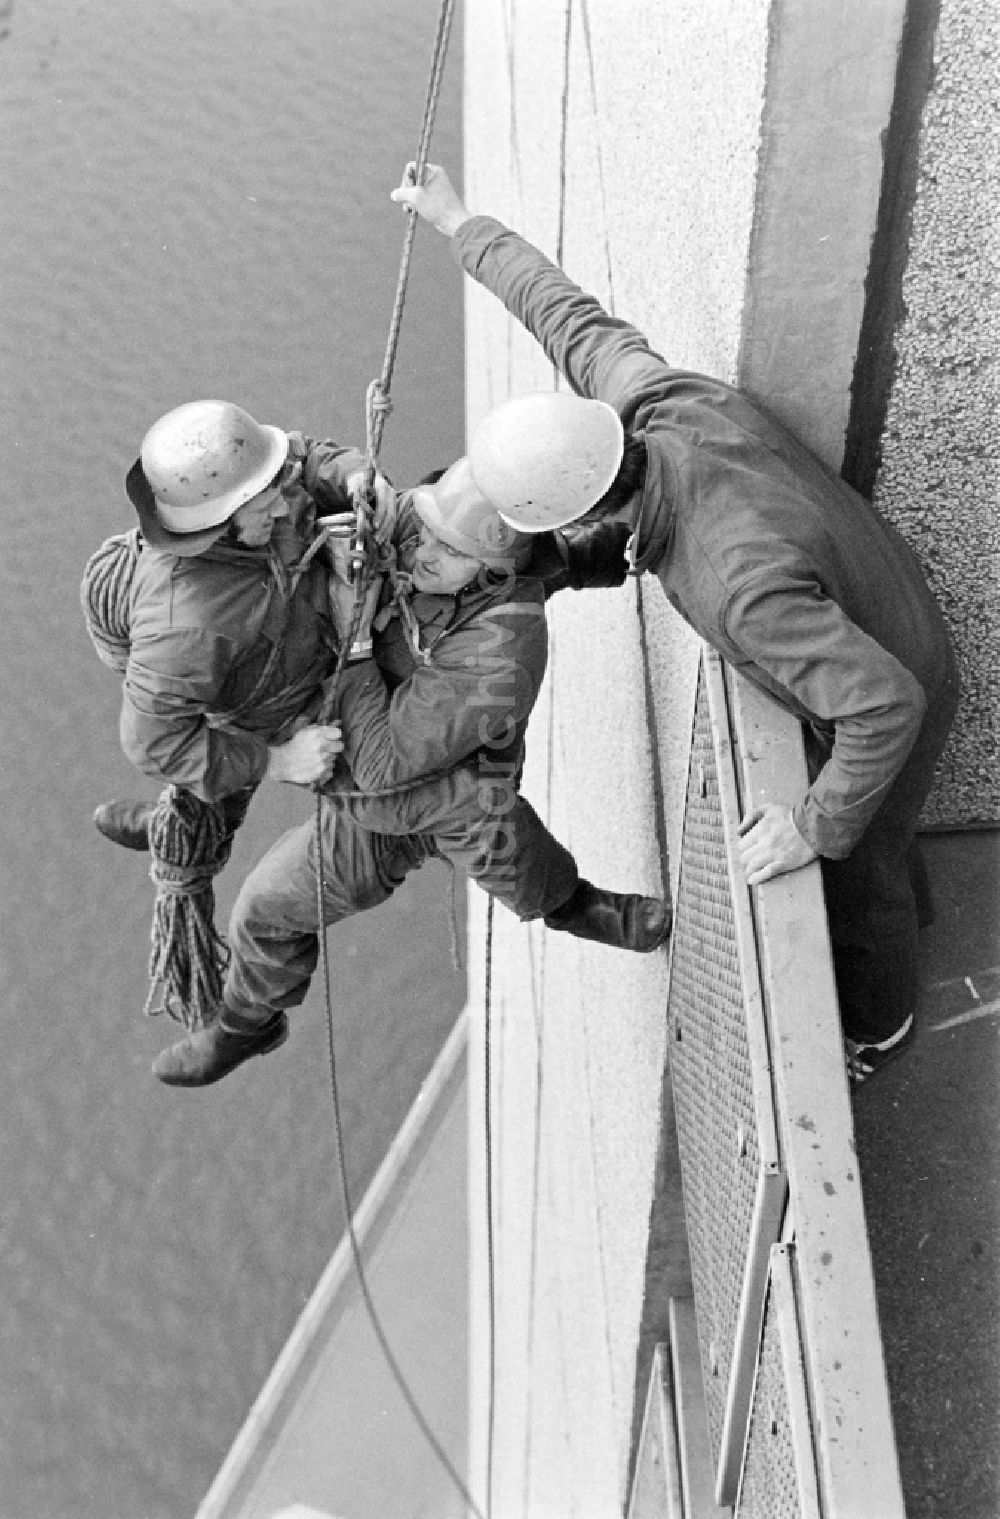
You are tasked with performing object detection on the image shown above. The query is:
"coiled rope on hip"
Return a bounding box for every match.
[80,528,141,672]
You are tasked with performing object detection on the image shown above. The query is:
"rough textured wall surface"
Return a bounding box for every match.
[871,0,999,826]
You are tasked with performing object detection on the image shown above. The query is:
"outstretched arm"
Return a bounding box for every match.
[392,162,672,414]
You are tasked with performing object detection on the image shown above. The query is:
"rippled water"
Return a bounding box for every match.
[0,3,465,1514]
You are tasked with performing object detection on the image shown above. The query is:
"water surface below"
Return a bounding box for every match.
[0,3,465,1513]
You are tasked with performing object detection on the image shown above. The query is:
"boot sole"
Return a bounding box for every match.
[93,810,151,851]
[153,1018,289,1088]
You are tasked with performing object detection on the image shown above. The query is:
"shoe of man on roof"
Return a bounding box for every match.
[92,397,670,1086]
[391,160,960,1086]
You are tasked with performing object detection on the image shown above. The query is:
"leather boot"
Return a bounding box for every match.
[93,799,154,851]
[543,879,672,953]
[152,1013,289,1088]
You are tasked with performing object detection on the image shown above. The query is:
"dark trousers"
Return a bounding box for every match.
[806,658,960,1041]
[223,786,578,1026]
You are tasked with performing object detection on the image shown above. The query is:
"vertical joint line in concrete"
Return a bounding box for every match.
[500,0,525,214]
[578,0,616,312]
[555,0,574,273]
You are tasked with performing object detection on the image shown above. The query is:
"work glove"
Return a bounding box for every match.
[321,512,383,662]
[526,519,633,599]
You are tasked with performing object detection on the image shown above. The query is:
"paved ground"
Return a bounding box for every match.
[852,829,1000,1519]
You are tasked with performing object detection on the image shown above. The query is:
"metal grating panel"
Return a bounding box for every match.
[665,658,782,1472]
[735,1247,820,1519]
[627,1343,683,1519]
[645,652,904,1517]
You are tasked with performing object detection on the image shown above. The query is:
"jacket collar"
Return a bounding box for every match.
[626,431,675,573]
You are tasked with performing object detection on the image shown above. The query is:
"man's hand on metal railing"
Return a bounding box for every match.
[737,802,817,885]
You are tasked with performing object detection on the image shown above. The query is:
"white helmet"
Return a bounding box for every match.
[140,400,288,535]
[412,457,532,570]
[469,391,625,532]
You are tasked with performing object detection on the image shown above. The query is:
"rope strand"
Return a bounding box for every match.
[362,0,458,495]
[313,791,481,1515]
[484,893,497,1519]
[310,5,482,1514]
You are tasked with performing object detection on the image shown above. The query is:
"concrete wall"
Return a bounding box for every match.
[462,0,981,1511]
[464,4,768,1512]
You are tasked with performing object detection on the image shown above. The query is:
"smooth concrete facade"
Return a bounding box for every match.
[464,1,911,1512]
[195,1019,470,1519]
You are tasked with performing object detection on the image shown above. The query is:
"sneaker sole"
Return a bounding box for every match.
[844,1019,915,1087]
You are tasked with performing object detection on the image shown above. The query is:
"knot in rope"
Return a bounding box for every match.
[148,863,218,898]
[367,377,394,431]
[148,783,233,862]
[79,528,141,672]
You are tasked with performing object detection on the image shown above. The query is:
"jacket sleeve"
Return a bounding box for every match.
[724,575,928,857]
[335,599,547,792]
[297,436,421,564]
[295,435,367,513]
[453,216,671,416]
[121,628,271,801]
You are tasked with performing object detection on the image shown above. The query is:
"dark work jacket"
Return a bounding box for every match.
[454,217,957,859]
[337,492,548,794]
[120,434,361,801]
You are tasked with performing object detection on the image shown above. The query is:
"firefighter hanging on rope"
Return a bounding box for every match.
[82,399,671,1086]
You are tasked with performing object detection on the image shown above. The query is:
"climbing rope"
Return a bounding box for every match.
[483,893,497,1519]
[306,3,485,1514]
[313,794,480,1516]
[359,0,456,504]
